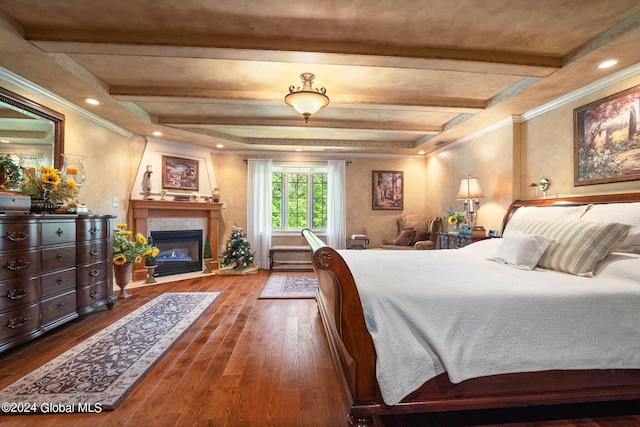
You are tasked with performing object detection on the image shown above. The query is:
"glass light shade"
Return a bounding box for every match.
[284,91,329,116]
[456,177,485,200]
[61,153,86,186]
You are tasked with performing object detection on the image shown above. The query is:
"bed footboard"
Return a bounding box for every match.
[301,229,379,424]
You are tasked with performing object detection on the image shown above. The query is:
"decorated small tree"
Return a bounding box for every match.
[220,225,254,269]
[202,234,213,274]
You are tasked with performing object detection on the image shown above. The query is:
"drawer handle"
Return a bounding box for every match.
[7,316,31,329]
[90,269,100,277]
[56,252,65,261]
[89,226,99,235]
[56,277,64,286]
[57,301,65,309]
[6,288,29,300]
[6,259,31,271]
[89,249,101,256]
[56,228,64,237]
[89,290,99,298]
[4,231,28,242]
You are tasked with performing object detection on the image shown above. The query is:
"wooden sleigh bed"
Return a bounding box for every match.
[302,192,640,426]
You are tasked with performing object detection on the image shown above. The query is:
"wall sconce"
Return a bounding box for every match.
[529,178,550,199]
[284,72,329,123]
[456,175,485,227]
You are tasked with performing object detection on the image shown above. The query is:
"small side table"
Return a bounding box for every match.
[438,232,490,249]
[346,237,369,250]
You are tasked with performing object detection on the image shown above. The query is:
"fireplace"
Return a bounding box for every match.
[151,230,203,277]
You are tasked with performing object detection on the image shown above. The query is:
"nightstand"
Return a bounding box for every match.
[346,237,369,250]
[438,232,490,249]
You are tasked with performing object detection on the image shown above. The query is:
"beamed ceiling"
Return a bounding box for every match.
[1,0,640,155]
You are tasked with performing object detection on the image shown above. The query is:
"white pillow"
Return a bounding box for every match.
[580,202,640,253]
[503,204,592,236]
[490,231,554,270]
[510,218,631,277]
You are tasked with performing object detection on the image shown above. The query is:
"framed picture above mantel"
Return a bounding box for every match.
[372,170,403,210]
[162,155,199,191]
[574,85,640,186]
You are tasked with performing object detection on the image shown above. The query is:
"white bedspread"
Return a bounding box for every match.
[338,239,640,406]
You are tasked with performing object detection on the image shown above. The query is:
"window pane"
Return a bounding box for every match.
[312,173,327,228]
[288,173,307,228]
[272,173,283,228]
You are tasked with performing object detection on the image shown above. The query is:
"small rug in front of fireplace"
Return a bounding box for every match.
[0,292,219,413]
[259,272,318,299]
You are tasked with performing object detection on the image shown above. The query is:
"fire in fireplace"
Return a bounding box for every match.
[150,230,203,277]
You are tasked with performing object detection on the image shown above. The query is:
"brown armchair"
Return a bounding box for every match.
[379,214,442,250]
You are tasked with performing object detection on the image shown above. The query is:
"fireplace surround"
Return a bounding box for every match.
[131,200,222,281]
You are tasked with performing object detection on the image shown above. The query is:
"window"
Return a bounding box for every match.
[272,165,327,231]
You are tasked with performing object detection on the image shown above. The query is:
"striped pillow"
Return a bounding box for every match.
[509,219,631,277]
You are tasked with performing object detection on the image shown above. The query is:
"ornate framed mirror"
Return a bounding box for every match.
[0,87,64,169]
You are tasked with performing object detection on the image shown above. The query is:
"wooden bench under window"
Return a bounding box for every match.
[269,246,313,271]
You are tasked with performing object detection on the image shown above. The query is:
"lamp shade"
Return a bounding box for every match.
[456,176,485,200]
[284,90,329,116]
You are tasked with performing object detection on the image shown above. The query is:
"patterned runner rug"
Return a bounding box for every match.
[0,292,219,413]
[259,272,318,299]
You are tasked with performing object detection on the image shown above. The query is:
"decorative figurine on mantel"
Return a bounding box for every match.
[142,165,153,200]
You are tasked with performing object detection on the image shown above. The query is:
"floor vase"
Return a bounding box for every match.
[114,262,133,298]
[145,265,157,284]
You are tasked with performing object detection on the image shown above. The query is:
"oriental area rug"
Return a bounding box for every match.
[259,272,318,299]
[0,292,219,413]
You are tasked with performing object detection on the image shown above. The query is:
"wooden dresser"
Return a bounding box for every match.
[0,214,115,353]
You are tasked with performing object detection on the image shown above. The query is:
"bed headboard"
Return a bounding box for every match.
[500,191,640,236]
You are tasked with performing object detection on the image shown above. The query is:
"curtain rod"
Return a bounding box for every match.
[243,159,351,165]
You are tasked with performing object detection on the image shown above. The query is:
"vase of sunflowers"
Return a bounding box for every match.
[444,209,466,232]
[21,165,77,213]
[112,223,158,298]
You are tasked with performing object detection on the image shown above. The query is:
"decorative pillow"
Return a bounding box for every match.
[410,229,432,246]
[511,218,631,277]
[580,202,640,253]
[503,204,592,236]
[489,231,554,270]
[393,229,416,246]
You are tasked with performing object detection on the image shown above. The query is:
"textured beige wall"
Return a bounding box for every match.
[425,123,516,234]
[523,74,640,197]
[211,154,428,249]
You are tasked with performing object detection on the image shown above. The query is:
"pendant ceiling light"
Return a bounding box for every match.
[285,73,329,123]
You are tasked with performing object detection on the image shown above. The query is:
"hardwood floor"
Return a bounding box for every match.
[0,271,638,427]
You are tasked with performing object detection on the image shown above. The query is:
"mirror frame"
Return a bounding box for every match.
[0,87,65,169]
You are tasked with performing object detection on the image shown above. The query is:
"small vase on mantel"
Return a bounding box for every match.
[114,262,133,298]
[212,188,221,203]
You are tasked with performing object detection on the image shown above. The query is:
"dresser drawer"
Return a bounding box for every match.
[42,221,76,246]
[0,250,40,281]
[0,221,38,251]
[77,219,108,242]
[76,240,108,266]
[77,281,108,309]
[0,277,40,311]
[41,268,76,298]
[76,261,109,286]
[41,290,77,326]
[0,302,40,342]
[42,245,76,272]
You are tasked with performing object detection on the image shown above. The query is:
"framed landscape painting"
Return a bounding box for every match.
[574,85,640,186]
[372,170,403,210]
[162,155,199,191]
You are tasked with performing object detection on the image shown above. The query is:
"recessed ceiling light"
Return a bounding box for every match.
[152,131,162,136]
[418,151,425,155]
[295,148,302,152]
[85,98,100,105]
[1,139,10,143]
[598,59,618,69]
[216,144,224,148]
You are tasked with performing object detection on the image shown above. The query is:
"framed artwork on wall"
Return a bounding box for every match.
[574,85,640,186]
[372,170,403,210]
[162,155,199,191]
